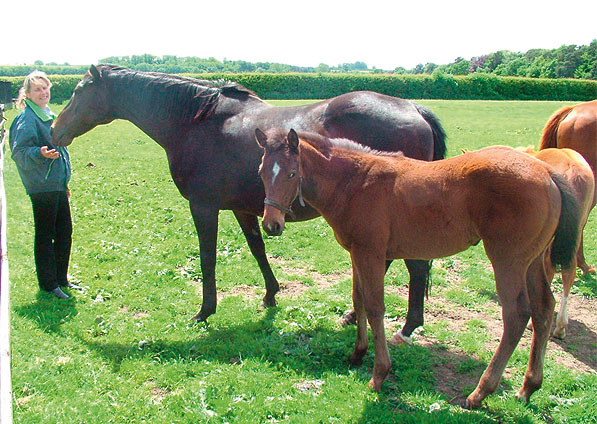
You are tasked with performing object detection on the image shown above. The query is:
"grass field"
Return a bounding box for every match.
[3,100,596,423]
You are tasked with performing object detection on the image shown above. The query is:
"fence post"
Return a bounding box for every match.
[0,104,13,424]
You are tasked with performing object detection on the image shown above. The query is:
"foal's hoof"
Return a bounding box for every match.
[339,309,357,327]
[514,389,530,404]
[463,397,481,410]
[552,328,566,340]
[367,377,383,392]
[388,330,412,346]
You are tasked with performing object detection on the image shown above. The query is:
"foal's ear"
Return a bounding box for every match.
[89,65,101,81]
[287,129,299,153]
[255,128,267,148]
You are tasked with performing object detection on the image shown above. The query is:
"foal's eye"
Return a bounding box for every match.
[288,171,296,179]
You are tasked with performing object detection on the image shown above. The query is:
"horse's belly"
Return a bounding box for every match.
[386,229,478,261]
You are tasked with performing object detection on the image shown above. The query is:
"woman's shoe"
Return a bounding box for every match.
[50,287,70,299]
[62,281,83,290]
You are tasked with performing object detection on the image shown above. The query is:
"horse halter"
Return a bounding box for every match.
[264,176,305,220]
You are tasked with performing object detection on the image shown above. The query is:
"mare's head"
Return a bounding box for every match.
[51,64,115,146]
[256,128,302,236]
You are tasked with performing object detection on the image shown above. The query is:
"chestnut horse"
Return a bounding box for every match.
[256,128,581,408]
[519,147,595,339]
[51,65,446,326]
[540,100,597,275]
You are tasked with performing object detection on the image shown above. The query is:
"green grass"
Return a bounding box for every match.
[4,100,596,423]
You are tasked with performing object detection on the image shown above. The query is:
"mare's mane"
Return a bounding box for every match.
[97,64,259,123]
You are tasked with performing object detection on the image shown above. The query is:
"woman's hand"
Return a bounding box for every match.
[40,146,59,159]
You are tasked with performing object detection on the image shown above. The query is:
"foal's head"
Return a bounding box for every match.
[255,128,302,236]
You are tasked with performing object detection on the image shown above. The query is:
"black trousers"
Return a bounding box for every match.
[29,191,72,291]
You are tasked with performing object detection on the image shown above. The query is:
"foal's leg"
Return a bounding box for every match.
[516,255,555,402]
[348,265,369,367]
[576,237,595,275]
[351,251,391,391]
[340,260,393,326]
[189,202,220,322]
[553,262,575,339]
[233,211,280,307]
[466,264,530,409]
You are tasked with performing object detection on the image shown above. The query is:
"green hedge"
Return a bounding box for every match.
[2,72,596,104]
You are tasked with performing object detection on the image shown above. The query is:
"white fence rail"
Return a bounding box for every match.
[0,104,13,424]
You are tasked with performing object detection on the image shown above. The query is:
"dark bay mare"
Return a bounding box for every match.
[51,64,446,325]
[256,128,581,408]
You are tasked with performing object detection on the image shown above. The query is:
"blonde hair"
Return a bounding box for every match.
[16,70,52,109]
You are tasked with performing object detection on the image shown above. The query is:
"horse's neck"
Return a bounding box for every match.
[300,142,353,213]
[112,97,180,148]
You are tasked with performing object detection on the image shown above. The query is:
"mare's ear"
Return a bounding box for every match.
[255,128,267,148]
[287,129,299,153]
[89,65,101,81]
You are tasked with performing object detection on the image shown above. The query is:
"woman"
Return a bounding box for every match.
[9,70,81,299]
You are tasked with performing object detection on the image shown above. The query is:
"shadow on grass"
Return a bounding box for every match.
[550,318,597,371]
[13,291,78,333]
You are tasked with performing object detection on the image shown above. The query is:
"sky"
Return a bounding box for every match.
[3,0,596,70]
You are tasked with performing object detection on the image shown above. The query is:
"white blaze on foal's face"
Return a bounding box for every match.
[271,162,281,185]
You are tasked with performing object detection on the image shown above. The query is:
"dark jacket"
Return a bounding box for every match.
[9,104,71,195]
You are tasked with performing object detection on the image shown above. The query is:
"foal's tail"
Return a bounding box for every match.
[539,105,574,150]
[549,169,581,269]
[414,103,447,160]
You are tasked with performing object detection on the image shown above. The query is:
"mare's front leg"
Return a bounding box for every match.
[189,201,220,322]
[233,211,279,307]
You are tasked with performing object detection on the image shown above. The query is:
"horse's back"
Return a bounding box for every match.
[558,100,597,168]
[533,148,595,216]
[322,91,435,160]
[457,147,563,248]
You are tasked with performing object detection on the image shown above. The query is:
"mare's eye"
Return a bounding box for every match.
[288,171,296,179]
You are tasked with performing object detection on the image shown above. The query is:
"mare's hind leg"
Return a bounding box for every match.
[189,202,220,322]
[466,263,530,409]
[516,255,555,402]
[389,259,430,346]
[233,211,279,307]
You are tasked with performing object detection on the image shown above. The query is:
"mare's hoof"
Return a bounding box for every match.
[388,330,412,346]
[339,309,357,327]
[191,310,211,322]
[261,297,277,308]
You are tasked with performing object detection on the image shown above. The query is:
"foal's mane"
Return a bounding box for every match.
[299,131,404,158]
[97,64,259,123]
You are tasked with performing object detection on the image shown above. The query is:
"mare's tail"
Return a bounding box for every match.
[539,106,574,150]
[414,103,447,160]
[549,169,582,269]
